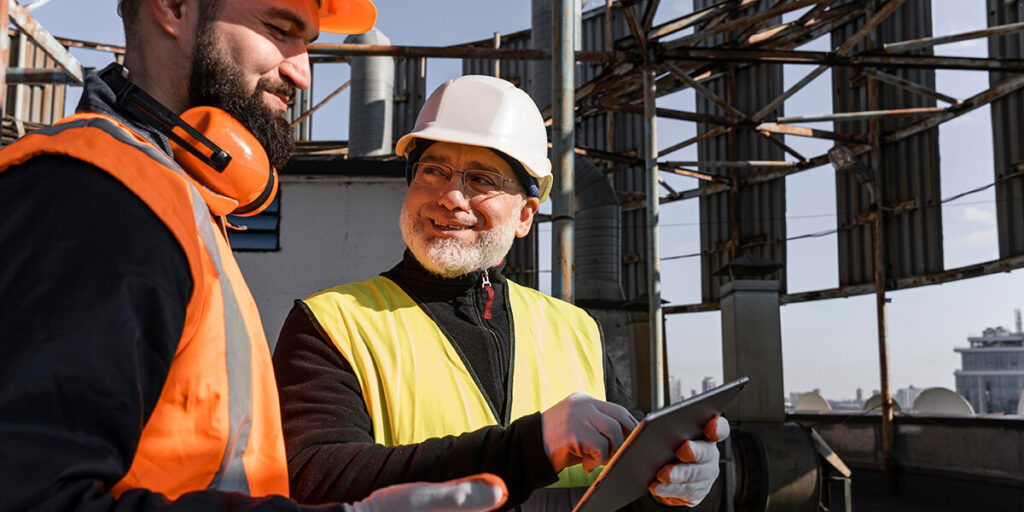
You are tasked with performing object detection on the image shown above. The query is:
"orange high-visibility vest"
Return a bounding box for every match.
[0,113,289,499]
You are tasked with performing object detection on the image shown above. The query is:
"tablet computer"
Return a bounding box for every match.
[571,376,749,512]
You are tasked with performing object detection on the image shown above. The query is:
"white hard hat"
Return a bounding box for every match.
[395,75,553,202]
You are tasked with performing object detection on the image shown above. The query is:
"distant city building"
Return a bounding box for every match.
[955,325,1024,414]
[667,376,683,404]
[896,385,922,410]
[702,377,717,393]
[856,388,863,403]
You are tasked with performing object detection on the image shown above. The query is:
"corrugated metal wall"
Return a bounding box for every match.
[694,0,787,302]
[463,35,538,288]
[579,5,650,304]
[831,0,943,286]
[6,32,66,126]
[394,57,427,146]
[987,0,1024,258]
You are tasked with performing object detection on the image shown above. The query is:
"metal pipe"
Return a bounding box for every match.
[642,67,664,410]
[4,67,77,84]
[866,68,961,105]
[551,0,575,302]
[307,43,615,63]
[659,47,1024,72]
[753,65,827,122]
[755,122,867,144]
[663,160,796,169]
[884,20,1024,53]
[493,32,501,78]
[864,21,896,490]
[665,62,746,120]
[290,80,351,128]
[777,107,945,124]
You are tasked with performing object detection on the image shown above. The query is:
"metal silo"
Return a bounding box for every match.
[345,28,394,158]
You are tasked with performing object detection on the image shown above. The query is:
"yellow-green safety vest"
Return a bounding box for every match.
[303,275,607,488]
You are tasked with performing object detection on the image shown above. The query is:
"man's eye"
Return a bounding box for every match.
[420,164,448,177]
[267,24,288,40]
[468,172,499,188]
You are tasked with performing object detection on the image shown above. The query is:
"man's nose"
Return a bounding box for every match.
[438,173,471,211]
[280,50,312,91]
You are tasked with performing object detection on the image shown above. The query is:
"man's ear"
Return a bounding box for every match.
[515,197,540,238]
[148,0,196,38]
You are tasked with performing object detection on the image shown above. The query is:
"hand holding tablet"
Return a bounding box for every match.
[571,377,749,512]
[648,415,731,507]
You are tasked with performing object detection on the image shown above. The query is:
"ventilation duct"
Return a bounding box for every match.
[574,157,625,304]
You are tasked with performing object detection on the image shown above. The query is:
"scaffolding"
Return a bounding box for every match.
[4,0,1024,495]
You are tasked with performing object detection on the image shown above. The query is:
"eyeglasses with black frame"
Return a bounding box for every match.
[410,161,523,197]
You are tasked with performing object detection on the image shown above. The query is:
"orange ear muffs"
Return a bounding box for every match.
[171,107,279,218]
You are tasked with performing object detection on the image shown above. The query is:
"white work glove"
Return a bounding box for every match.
[648,415,730,507]
[541,392,639,473]
[342,473,508,512]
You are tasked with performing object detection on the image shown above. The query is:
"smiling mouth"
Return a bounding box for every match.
[431,220,474,231]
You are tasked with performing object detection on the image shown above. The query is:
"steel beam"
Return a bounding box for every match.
[6,0,82,85]
[643,67,664,410]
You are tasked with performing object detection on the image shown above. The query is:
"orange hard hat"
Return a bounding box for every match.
[318,0,377,34]
[172,107,279,218]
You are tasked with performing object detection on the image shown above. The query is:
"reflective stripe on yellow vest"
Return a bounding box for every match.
[303,275,606,488]
[0,114,289,498]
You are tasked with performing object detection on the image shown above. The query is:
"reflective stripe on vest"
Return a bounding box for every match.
[0,114,288,498]
[303,275,606,488]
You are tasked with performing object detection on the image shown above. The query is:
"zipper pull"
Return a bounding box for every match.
[481,271,495,320]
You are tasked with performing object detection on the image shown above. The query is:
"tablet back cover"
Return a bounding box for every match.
[571,377,749,512]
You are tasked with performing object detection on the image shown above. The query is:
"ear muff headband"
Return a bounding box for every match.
[98,64,277,218]
[99,65,232,172]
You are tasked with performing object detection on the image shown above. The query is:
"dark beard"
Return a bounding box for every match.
[188,24,296,169]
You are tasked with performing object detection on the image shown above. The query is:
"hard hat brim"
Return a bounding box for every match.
[396,128,553,202]
[319,0,377,35]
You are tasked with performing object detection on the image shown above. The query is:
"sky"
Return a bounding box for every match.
[30,0,1024,401]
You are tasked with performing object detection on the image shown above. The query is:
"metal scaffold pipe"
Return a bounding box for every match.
[551,0,575,302]
[643,68,665,410]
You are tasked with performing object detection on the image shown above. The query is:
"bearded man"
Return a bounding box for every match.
[273,75,730,511]
[0,1,509,510]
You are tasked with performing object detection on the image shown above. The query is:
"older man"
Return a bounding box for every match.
[0,1,508,510]
[273,75,728,511]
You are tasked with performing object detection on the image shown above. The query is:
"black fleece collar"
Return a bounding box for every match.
[383,249,508,300]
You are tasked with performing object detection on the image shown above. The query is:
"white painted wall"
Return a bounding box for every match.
[234,175,408,350]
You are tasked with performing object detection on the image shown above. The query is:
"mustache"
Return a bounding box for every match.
[256,77,296,103]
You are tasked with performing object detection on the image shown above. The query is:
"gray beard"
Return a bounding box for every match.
[400,204,519,279]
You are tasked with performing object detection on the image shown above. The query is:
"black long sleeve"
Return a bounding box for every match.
[273,301,559,509]
[0,157,334,512]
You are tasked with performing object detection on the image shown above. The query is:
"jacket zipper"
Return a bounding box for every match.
[481,271,495,320]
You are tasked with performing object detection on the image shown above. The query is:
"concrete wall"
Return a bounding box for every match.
[791,413,1024,510]
[234,175,408,350]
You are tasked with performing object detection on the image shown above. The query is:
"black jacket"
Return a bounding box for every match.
[274,251,674,511]
[0,65,326,512]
